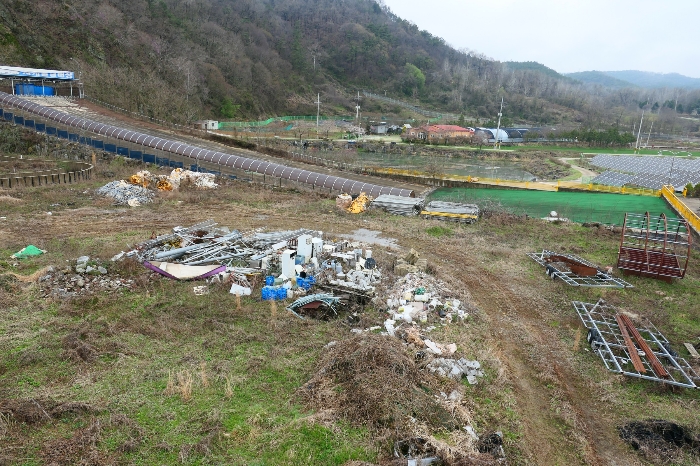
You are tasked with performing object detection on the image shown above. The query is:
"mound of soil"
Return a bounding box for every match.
[619,419,700,464]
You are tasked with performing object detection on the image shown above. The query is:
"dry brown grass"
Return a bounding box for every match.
[199,362,209,388]
[0,195,23,203]
[177,371,194,402]
[223,376,234,399]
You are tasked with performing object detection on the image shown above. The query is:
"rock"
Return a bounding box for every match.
[85,266,94,273]
[76,256,90,265]
[98,266,108,275]
[76,278,85,287]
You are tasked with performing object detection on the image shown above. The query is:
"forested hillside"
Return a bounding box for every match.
[1,0,699,133]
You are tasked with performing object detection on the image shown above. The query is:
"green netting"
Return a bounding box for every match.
[218,115,353,129]
[430,187,676,225]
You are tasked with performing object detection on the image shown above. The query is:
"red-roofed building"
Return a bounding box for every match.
[401,124,474,143]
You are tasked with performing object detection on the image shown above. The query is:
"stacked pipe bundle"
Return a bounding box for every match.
[371,194,425,216]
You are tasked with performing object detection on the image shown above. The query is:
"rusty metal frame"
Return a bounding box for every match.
[527,250,633,288]
[617,212,691,281]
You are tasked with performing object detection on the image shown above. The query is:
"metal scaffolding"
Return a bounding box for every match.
[574,300,699,389]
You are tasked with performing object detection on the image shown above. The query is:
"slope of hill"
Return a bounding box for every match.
[505,61,575,82]
[603,70,700,89]
[0,0,588,124]
[565,71,635,89]
[2,0,699,128]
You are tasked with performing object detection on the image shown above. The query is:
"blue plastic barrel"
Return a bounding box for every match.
[265,276,275,286]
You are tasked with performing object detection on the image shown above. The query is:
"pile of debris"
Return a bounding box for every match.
[421,201,480,223]
[336,192,374,214]
[394,248,428,276]
[129,168,218,191]
[301,334,502,465]
[112,220,383,310]
[371,194,425,216]
[96,180,154,206]
[38,257,134,298]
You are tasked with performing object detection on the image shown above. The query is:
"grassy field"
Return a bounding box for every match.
[1,156,700,465]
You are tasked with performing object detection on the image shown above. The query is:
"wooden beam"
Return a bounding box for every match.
[615,314,646,373]
[619,314,670,378]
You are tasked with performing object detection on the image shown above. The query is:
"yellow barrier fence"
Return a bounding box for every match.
[661,185,700,235]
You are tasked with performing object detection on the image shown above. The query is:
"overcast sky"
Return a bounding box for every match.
[381,0,700,78]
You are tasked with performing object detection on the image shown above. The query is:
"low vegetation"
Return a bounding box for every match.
[1,146,699,465]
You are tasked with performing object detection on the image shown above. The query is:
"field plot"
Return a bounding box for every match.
[431,187,676,224]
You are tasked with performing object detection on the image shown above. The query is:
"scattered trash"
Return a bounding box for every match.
[528,250,633,288]
[346,192,373,214]
[96,180,154,206]
[38,257,133,298]
[394,249,428,276]
[286,293,341,319]
[129,168,218,191]
[421,201,479,223]
[12,245,46,259]
[427,358,484,384]
[542,210,569,222]
[193,285,209,295]
[336,193,353,210]
[229,283,252,296]
[144,261,226,280]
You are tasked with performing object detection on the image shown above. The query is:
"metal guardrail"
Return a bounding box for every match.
[661,185,700,235]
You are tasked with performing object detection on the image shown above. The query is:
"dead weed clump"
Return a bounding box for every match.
[0,398,95,425]
[619,419,700,465]
[164,370,194,402]
[62,329,98,363]
[300,334,459,431]
[40,418,111,466]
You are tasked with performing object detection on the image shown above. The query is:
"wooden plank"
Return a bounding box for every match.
[619,314,670,379]
[615,314,646,373]
[684,343,700,359]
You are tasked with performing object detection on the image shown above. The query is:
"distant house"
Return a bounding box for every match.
[369,123,388,134]
[192,120,218,130]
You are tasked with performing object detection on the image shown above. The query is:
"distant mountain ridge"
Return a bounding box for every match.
[566,70,700,89]
[565,71,633,89]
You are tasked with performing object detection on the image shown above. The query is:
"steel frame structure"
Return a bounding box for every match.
[617,212,691,282]
[573,300,699,389]
[527,250,633,288]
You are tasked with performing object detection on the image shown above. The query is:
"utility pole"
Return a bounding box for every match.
[645,121,654,148]
[494,97,504,150]
[635,111,645,153]
[315,93,321,138]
